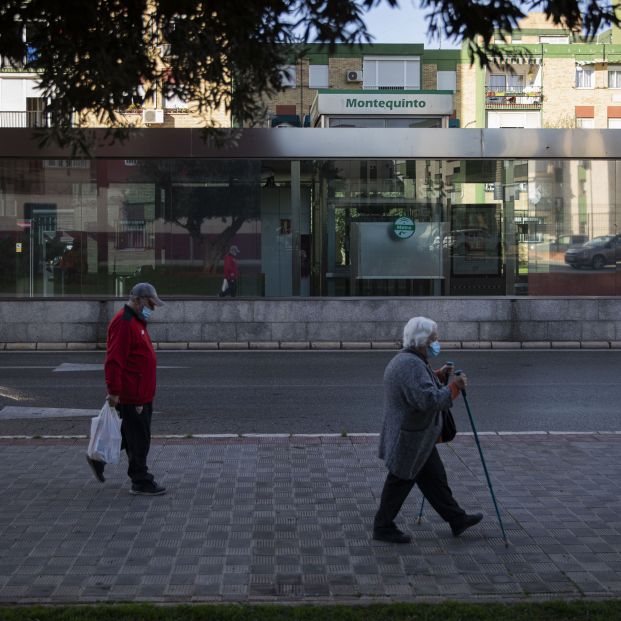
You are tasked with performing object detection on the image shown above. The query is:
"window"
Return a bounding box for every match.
[437,70,456,91]
[363,57,420,90]
[609,65,621,88]
[576,117,595,128]
[309,65,328,89]
[608,118,621,128]
[328,117,442,128]
[164,93,187,110]
[487,111,541,128]
[488,74,524,92]
[575,65,594,88]
[280,65,297,88]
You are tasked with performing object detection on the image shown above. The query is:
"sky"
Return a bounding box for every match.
[360,1,460,48]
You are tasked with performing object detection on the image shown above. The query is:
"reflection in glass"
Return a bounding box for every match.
[0,157,618,297]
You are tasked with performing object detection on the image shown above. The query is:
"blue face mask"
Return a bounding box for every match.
[427,340,441,358]
[141,306,153,321]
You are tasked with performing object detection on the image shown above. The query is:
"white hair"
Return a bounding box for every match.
[403,316,437,349]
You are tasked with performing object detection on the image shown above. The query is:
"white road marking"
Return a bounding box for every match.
[0,387,24,401]
[51,363,187,372]
[0,364,187,371]
[0,406,99,420]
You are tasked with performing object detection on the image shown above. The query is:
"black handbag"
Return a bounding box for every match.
[439,409,457,443]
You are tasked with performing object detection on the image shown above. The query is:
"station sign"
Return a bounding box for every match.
[312,92,454,118]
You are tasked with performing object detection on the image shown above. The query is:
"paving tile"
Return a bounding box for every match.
[1,434,621,603]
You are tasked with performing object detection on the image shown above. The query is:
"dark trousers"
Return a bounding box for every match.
[374,446,466,530]
[118,402,154,485]
[219,280,237,297]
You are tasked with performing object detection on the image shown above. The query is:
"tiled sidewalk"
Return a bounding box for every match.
[1,434,621,603]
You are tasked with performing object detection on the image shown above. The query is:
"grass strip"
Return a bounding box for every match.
[2,601,621,621]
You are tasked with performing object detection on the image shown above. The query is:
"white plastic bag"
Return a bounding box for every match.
[87,401,122,464]
[221,278,229,293]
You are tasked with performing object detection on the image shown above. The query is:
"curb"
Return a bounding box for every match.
[0,340,618,351]
[2,431,621,441]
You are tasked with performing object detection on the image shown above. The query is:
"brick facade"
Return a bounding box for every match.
[328,58,363,90]
[542,58,620,128]
[422,64,437,90]
[456,64,478,128]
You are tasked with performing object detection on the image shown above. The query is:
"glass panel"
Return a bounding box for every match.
[489,74,506,89]
[385,118,442,128]
[309,65,329,89]
[362,59,377,88]
[328,117,385,128]
[377,60,404,88]
[437,70,456,91]
[576,117,595,128]
[575,66,593,88]
[404,60,420,89]
[0,156,618,298]
[609,68,621,88]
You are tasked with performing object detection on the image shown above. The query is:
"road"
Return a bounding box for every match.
[0,350,619,436]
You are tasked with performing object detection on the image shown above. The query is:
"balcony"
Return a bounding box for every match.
[485,86,542,109]
[0,111,51,128]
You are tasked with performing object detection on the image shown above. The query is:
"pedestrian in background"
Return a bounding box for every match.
[219,245,240,297]
[373,316,483,543]
[87,282,166,495]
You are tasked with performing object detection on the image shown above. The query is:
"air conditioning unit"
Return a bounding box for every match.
[142,109,164,124]
[346,70,363,82]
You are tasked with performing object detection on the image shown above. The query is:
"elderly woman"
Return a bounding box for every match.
[373,316,483,543]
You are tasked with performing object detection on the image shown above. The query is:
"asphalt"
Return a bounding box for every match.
[1,432,621,603]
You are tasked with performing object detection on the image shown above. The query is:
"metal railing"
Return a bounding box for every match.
[485,86,543,109]
[0,111,51,128]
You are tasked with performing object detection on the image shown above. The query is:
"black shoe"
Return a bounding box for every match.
[450,512,483,537]
[130,481,166,496]
[372,526,412,544]
[86,455,105,482]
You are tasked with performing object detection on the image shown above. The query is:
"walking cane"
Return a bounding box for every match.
[416,361,453,524]
[456,369,509,547]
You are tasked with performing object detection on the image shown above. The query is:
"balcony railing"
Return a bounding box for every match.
[485,86,542,109]
[0,111,51,128]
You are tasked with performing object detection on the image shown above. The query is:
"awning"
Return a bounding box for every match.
[575,58,604,66]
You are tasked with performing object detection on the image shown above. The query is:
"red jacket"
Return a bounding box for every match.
[105,305,157,404]
[224,253,239,280]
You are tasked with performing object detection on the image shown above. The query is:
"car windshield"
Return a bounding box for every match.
[584,237,612,247]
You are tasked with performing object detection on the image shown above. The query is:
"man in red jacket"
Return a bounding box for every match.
[87,282,166,495]
[219,245,240,297]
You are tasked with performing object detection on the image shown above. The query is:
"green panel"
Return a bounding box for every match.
[421,50,461,71]
[507,28,572,35]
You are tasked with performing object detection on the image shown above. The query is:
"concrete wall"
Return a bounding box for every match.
[1,298,620,348]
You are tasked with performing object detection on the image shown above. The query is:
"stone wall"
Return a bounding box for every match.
[0,298,620,348]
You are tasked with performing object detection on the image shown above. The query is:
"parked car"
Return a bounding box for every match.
[552,234,589,252]
[564,235,621,269]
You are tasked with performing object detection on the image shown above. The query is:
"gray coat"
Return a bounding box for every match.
[378,350,453,480]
